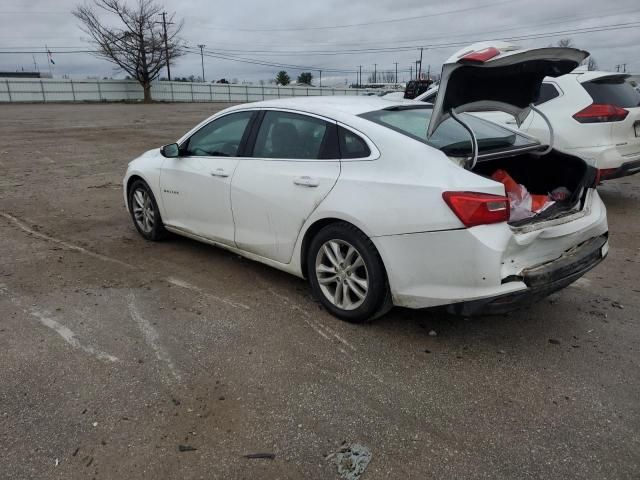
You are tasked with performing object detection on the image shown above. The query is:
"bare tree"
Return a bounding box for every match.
[556,38,574,48]
[382,71,396,83]
[73,0,183,102]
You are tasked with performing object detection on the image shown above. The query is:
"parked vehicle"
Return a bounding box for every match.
[416,66,640,180]
[124,43,608,323]
[404,79,433,99]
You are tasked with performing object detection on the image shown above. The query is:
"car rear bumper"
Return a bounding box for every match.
[372,191,608,310]
[565,145,640,171]
[599,158,640,180]
[445,234,608,315]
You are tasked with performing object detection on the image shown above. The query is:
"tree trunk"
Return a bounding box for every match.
[142,82,152,103]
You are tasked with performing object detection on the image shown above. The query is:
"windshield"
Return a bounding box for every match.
[360,106,538,156]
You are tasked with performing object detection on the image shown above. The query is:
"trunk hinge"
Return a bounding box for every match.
[529,103,554,155]
[449,109,478,170]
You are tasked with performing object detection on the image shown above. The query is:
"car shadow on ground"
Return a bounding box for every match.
[152,226,596,359]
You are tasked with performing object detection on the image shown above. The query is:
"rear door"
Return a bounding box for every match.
[581,75,640,159]
[230,110,341,264]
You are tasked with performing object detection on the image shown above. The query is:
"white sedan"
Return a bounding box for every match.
[124,44,608,322]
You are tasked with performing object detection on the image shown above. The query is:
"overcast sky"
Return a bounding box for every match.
[1,0,639,84]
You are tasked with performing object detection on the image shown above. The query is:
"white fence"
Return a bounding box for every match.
[0,78,390,103]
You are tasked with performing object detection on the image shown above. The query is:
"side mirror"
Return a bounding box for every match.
[160,143,179,158]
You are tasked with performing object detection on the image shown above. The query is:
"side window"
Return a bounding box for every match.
[534,83,560,106]
[183,111,253,157]
[252,111,334,160]
[339,127,371,159]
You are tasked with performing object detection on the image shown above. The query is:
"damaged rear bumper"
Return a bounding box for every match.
[600,159,640,180]
[446,234,608,316]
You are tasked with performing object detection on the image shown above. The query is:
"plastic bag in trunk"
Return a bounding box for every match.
[492,169,555,221]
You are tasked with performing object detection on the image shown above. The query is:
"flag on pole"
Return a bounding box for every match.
[47,49,55,65]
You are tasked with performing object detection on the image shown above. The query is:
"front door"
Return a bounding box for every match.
[159,110,254,245]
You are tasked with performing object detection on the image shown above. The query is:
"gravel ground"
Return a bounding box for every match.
[0,103,639,479]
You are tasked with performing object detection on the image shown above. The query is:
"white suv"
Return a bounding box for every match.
[417,71,640,180]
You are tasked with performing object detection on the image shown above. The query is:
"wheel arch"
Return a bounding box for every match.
[299,216,387,281]
[125,172,160,213]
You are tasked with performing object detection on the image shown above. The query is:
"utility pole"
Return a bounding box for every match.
[418,47,424,80]
[427,64,430,81]
[410,65,413,81]
[622,63,627,73]
[319,70,322,87]
[374,64,377,84]
[32,55,38,72]
[394,62,398,84]
[198,44,206,82]
[415,61,420,80]
[359,65,362,87]
[616,64,620,72]
[159,12,172,80]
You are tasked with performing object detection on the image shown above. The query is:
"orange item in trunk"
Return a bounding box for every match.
[491,169,553,218]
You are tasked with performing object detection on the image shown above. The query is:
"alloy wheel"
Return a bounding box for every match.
[315,239,369,311]
[132,188,155,234]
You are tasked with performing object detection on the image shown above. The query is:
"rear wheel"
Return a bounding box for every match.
[128,179,167,241]
[307,222,390,323]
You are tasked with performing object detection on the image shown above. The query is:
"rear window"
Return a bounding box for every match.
[339,127,370,159]
[360,106,537,156]
[534,83,560,105]
[582,77,640,108]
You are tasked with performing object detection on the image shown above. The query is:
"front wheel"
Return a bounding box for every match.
[307,222,390,323]
[128,179,167,241]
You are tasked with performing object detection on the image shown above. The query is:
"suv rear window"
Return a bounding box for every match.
[582,76,640,108]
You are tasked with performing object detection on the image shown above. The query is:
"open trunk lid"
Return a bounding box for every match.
[427,41,588,137]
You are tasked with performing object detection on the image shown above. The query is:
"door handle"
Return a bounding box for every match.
[293,176,320,187]
[210,168,230,178]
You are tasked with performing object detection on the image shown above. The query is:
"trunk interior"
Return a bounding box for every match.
[473,150,597,226]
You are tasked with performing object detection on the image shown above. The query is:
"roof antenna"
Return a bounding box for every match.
[449,109,478,170]
[529,103,554,155]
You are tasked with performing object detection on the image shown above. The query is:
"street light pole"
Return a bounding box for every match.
[198,44,206,82]
[394,62,398,84]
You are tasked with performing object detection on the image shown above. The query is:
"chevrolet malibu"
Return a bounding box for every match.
[123,44,608,323]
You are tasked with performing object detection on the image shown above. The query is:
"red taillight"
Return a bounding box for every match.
[459,47,500,64]
[443,191,510,228]
[573,104,628,123]
[597,168,618,182]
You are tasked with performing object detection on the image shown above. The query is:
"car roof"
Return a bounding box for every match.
[223,96,417,120]
[566,70,630,83]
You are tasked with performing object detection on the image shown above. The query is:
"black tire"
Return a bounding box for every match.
[307,222,390,323]
[128,179,167,241]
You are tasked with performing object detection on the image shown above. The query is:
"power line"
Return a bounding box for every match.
[185,20,640,58]
[4,15,640,65]
[190,7,640,54]
[4,6,639,55]
[193,0,520,32]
